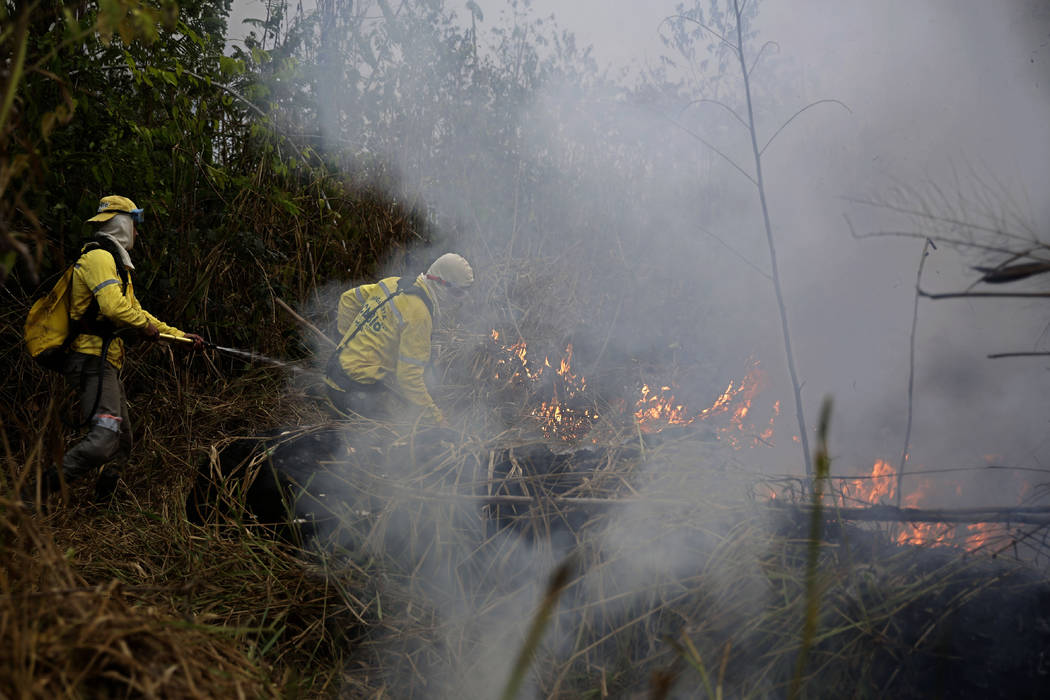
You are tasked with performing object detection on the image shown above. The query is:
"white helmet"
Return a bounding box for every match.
[425,253,474,290]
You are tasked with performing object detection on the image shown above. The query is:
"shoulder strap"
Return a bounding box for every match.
[68,241,127,339]
[396,276,434,318]
[326,279,405,381]
[81,239,129,294]
[326,276,437,382]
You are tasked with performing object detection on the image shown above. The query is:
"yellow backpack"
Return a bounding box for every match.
[24,266,79,372]
[24,245,124,372]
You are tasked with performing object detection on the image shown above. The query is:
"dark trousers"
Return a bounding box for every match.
[325,379,390,421]
[61,352,131,483]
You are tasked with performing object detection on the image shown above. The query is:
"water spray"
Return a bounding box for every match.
[159,333,307,372]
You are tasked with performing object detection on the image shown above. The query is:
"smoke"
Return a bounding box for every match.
[230,0,1050,692]
[737,0,1050,487]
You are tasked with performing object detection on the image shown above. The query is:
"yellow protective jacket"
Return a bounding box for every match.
[70,247,185,368]
[330,276,441,422]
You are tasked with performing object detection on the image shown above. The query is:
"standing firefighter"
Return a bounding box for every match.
[324,253,474,424]
[23,195,204,506]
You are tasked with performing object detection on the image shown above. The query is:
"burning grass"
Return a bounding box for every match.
[3,260,1050,697]
[247,421,1050,698]
[5,363,1050,697]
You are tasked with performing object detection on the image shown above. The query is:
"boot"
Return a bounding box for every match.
[93,468,121,504]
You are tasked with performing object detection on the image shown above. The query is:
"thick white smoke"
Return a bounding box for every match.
[229,0,1050,694]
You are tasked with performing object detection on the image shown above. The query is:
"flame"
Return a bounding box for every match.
[714,363,770,448]
[632,360,775,444]
[493,331,1024,554]
[491,331,546,384]
[490,332,598,440]
[490,335,774,445]
[491,331,1020,553]
[896,522,956,547]
[811,459,1012,552]
[959,521,1003,550]
[759,401,780,442]
[890,475,957,546]
[530,344,599,440]
[839,459,896,506]
[634,384,694,429]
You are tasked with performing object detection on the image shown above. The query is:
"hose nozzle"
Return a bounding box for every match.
[159,333,213,349]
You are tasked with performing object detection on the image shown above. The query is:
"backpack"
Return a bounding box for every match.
[325,276,434,389]
[24,243,127,372]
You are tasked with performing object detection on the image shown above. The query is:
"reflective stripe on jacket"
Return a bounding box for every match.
[333,276,441,422]
[69,248,185,368]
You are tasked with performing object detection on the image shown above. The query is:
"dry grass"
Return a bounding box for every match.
[3,354,1049,698]
[0,496,272,698]
[0,420,379,697]
[243,414,1047,698]
[0,284,369,697]
[3,252,1049,698]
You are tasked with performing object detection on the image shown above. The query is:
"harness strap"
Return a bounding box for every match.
[70,241,130,340]
[396,275,434,317]
[325,276,433,389]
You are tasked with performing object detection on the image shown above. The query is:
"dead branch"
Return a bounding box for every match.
[987,352,1050,359]
[775,502,1050,525]
[973,261,1050,284]
[919,288,1050,300]
[274,296,336,347]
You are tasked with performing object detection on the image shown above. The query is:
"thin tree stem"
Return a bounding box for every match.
[0,8,30,131]
[896,239,931,508]
[733,0,812,477]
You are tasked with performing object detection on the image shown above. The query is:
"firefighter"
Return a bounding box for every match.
[324,253,474,424]
[24,195,205,506]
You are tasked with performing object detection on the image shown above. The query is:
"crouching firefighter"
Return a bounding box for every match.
[22,195,205,506]
[323,253,474,425]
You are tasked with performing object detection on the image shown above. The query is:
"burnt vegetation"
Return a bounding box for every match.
[2,0,1049,698]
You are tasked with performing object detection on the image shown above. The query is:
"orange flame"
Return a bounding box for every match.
[491,335,774,445]
[839,459,897,507]
[632,360,774,444]
[490,333,598,440]
[634,384,694,430]
[806,459,1012,552]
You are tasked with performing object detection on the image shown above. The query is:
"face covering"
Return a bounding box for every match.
[96,215,135,270]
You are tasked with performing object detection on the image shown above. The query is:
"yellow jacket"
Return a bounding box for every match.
[330,276,441,422]
[70,247,185,368]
